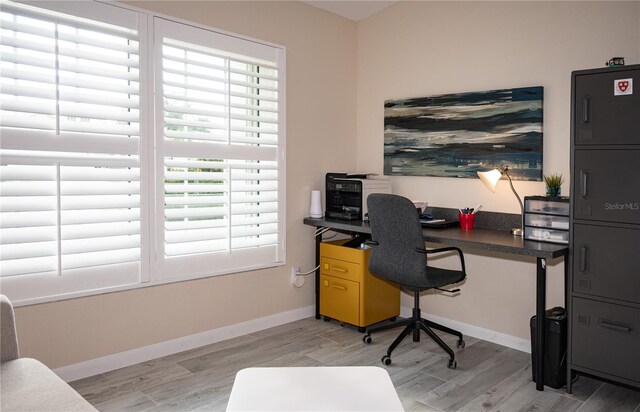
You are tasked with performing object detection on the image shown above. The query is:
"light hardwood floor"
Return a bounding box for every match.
[70,318,640,411]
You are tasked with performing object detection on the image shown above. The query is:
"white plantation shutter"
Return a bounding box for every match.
[155,18,285,279]
[0,1,146,301]
[0,3,285,304]
[0,1,141,141]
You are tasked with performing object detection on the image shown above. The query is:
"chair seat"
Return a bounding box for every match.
[407,265,465,291]
[426,265,466,288]
[1,358,96,411]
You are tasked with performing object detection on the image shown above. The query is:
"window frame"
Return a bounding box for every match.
[0,1,287,306]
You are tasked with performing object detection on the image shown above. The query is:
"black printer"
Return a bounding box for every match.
[325,173,391,221]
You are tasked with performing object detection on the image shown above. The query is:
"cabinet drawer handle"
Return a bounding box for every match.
[598,320,632,333]
[582,96,591,123]
[330,283,347,291]
[331,266,348,273]
[580,170,590,198]
[579,245,589,273]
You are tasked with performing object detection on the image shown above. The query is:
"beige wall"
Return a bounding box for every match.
[12,1,640,369]
[13,1,357,369]
[356,1,640,338]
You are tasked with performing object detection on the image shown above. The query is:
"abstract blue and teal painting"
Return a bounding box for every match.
[384,87,543,181]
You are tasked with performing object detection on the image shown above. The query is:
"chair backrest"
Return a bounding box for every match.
[367,194,428,289]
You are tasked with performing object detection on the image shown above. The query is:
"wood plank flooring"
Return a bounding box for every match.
[70,318,640,411]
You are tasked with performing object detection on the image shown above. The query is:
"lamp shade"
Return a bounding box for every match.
[477,169,502,192]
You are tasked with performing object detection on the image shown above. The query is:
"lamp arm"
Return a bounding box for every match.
[504,172,524,230]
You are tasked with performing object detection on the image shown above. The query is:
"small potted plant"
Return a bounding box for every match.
[544,173,563,197]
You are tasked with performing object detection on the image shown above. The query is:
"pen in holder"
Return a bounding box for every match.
[458,212,476,230]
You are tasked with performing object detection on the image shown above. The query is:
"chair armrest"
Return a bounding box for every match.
[1,294,20,361]
[416,246,466,274]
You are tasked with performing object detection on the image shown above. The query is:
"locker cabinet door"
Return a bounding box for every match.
[573,149,640,224]
[574,68,640,145]
[573,224,640,304]
[572,297,640,384]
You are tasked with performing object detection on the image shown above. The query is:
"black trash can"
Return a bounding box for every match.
[530,307,569,389]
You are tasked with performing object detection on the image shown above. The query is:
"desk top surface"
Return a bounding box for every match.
[303,217,568,259]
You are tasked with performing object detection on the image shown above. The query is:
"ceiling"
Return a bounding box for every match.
[302,1,397,21]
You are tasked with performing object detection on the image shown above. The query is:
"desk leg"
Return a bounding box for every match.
[535,257,546,391]
[564,255,569,309]
[315,226,321,320]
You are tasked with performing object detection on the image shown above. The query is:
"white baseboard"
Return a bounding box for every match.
[400,306,531,354]
[54,305,315,382]
[54,305,529,383]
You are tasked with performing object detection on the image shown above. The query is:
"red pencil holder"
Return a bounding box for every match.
[459,213,475,230]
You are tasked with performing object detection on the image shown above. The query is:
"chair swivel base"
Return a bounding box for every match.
[363,309,464,369]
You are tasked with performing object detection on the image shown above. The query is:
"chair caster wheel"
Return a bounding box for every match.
[382,355,391,365]
[448,359,457,369]
[457,339,465,348]
[363,334,372,344]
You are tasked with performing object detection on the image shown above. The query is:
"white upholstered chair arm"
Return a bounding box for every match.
[1,294,20,362]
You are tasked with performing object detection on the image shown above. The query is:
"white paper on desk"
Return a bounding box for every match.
[421,219,445,224]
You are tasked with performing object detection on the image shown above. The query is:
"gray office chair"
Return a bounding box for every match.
[363,194,466,369]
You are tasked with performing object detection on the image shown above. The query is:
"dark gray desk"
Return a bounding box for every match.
[303,217,568,391]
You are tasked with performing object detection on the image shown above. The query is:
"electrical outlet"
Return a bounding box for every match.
[291,266,304,287]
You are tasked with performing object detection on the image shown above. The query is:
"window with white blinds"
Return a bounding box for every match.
[0,2,285,304]
[0,1,145,302]
[155,19,284,279]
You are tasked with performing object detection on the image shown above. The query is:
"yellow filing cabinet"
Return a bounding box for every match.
[320,239,400,329]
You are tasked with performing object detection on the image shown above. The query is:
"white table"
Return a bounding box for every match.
[226,366,404,411]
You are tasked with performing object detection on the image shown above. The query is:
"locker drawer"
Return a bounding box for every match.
[572,297,640,383]
[319,274,359,325]
[574,68,640,145]
[573,224,640,304]
[573,150,640,224]
[320,256,361,283]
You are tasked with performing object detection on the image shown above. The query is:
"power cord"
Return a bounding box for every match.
[293,227,339,287]
[314,227,331,237]
[315,226,340,240]
[295,265,320,276]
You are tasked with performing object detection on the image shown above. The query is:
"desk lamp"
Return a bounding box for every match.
[477,165,524,236]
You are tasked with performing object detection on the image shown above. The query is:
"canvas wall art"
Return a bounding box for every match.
[383,86,543,181]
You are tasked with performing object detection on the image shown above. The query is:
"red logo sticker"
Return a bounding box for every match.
[614,78,633,96]
[617,81,629,92]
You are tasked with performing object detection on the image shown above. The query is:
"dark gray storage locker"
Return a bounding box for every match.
[572,223,640,304]
[569,64,640,392]
[573,150,640,224]
[572,297,640,383]
[574,68,640,145]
